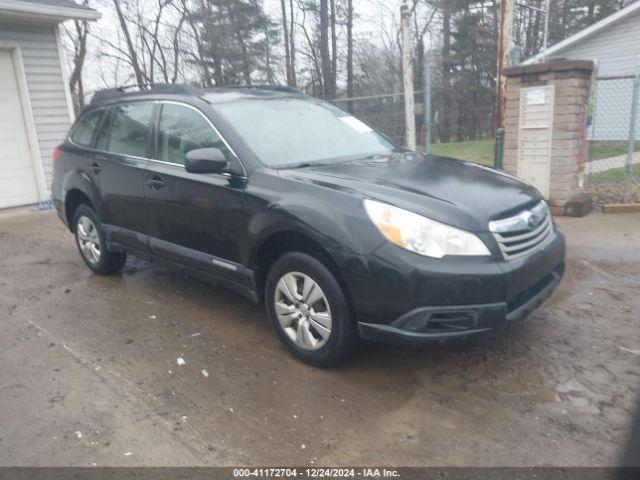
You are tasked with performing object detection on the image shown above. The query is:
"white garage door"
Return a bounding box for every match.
[0,50,39,209]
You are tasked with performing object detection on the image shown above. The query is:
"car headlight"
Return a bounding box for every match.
[364,199,490,258]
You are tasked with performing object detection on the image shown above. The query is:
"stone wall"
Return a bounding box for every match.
[503,60,595,210]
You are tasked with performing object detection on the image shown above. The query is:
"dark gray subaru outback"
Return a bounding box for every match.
[52,84,565,367]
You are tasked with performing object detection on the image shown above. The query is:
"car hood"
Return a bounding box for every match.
[280,154,543,232]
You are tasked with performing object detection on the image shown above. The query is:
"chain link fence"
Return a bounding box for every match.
[586,69,640,204]
[332,89,496,167]
[332,90,425,147]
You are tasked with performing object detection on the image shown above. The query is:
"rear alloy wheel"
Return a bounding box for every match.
[73,204,126,275]
[76,215,102,266]
[265,252,358,367]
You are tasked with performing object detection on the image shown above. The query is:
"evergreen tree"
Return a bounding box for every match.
[189,0,280,86]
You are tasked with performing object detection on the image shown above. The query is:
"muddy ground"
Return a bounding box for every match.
[0,209,639,467]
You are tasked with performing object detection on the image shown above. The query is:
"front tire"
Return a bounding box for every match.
[73,204,126,275]
[265,252,357,367]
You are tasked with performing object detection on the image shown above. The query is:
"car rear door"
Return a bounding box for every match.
[90,102,155,251]
[143,102,248,281]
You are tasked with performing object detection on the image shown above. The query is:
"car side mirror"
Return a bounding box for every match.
[185,148,228,174]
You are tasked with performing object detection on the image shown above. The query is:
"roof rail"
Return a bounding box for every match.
[213,84,303,94]
[249,85,302,94]
[90,83,201,104]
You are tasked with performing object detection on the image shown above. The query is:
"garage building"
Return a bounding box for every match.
[0,0,99,209]
[523,0,640,141]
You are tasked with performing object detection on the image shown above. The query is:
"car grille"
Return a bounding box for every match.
[489,201,554,261]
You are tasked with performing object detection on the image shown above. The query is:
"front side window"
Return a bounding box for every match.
[70,109,103,146]
[157,104,229,166]
[213,97,396,168]
[96,103,154,157]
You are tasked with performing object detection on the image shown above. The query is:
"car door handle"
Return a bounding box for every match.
[88,162,101,175]
[146,175,165,190]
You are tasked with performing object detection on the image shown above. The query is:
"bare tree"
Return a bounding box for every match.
[329,0,337,98]
[180,0,213,86]
[64,1,90,114]
[439,0,452,142]
[346,0,354,109]
[264,23,276,84]
[289,0,297,87]
[296,3,323,96]
[319,0,332,98]
[111,0,146,88]
[280,0,293,85]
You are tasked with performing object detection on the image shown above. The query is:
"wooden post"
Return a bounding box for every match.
[401,2,416,150]
[496,0,514,132]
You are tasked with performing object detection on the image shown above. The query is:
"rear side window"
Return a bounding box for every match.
[157,103,230,166]
[70,109,103,146]
[96,103,154,157]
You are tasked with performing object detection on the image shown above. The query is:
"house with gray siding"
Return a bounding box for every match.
[523,1,640,141]
[0,0,99,209]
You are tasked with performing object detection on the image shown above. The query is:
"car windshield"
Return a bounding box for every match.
[214,97,397,168]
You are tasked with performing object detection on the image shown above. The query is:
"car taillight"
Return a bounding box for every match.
[52,147,62,162]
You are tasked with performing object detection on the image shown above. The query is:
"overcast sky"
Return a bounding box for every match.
[63,0,408,94]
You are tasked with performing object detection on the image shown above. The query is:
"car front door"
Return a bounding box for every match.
[90,102,155,252]
[144,102,248,282]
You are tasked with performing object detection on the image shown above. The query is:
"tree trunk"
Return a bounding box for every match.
[289,0,296,87]
[236,32,252,84]
[68,19,88,114]
[440,0,452,142]
[319,0,331,99]
[280,0,292,85]
[346,0,354,110]
[264,25,275,84]
[112,0,146,89]
[171,13,186,83]
[228,6,251,85]
[415,40,424,97]
[329,0,337,98]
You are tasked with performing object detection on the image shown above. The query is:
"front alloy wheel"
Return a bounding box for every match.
[265,252,358,367]
[274,271,332,350]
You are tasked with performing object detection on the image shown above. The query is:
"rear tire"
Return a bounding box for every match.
[265,252,358,368]
[73,204,126,275]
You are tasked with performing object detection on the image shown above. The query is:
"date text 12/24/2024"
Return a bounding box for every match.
[233,469,400,478]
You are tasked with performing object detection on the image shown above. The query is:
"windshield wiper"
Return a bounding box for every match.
[280,161,333,169]
[287,162,318,169]
[363,153,389,160]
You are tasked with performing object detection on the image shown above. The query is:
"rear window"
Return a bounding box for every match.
[96,103,154,157]
[70,109,103,146]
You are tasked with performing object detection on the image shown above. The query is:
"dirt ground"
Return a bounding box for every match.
[0,209,639,467]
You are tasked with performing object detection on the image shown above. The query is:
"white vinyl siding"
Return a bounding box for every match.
[0,21,71,186]
[545,10,640,141]
[549,10,640,77]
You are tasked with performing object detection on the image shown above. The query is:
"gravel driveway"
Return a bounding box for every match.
[0,209,638,466]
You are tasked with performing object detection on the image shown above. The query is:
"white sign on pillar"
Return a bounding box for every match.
[517,85,555,198]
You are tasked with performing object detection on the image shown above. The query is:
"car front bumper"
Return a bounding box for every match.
[336,229,566,346]
[357,261,563,345]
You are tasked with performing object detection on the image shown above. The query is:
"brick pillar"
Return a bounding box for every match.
[503,60,595,215]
